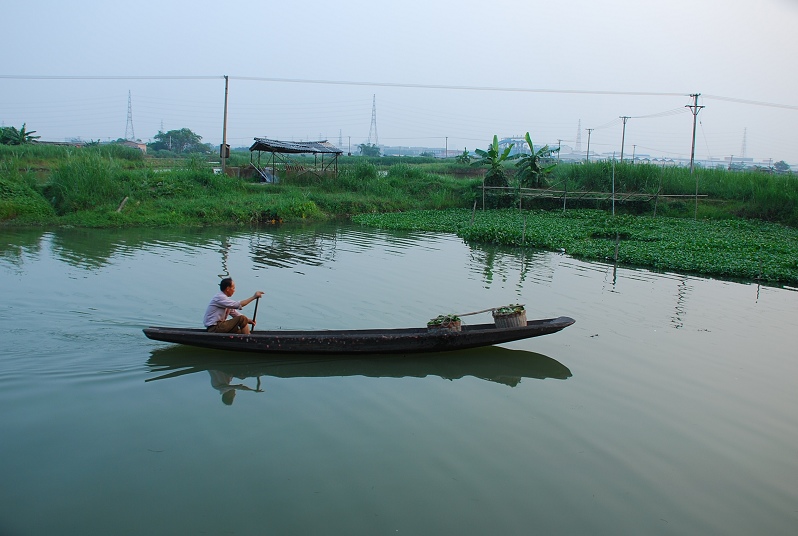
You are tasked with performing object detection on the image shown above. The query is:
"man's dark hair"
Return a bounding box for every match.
[219,277,234,291]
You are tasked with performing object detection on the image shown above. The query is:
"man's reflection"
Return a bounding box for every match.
[208,370,263,405]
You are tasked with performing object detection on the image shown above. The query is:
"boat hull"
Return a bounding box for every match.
[143,317,575,355]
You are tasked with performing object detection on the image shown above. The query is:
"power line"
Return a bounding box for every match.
[0,74,686,97]
[594,118,621,130]
[231,76,689,97]
[0,75,222,80]
[630,107,690,119]
[703,94,798,111]
[4,74,797,110]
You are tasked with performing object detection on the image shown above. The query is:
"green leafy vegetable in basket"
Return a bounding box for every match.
[427,314,461,326]
[493,304,525,316]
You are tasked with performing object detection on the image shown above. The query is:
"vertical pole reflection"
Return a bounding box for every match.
[218,237,231,278]
[671,277,688,329]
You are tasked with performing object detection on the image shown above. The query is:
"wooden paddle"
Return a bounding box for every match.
[251,297,260,333]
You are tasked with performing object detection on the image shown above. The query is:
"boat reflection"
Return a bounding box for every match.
[146,345,572,395]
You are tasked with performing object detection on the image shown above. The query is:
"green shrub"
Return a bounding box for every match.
[0,176,55,222]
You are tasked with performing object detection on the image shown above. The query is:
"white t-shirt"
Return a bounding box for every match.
[203,291,242,328]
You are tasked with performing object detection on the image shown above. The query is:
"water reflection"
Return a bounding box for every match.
[468,245,556,289]
[672,277,690,329]
[208,369,264,405]
[247,226,439,270]
[248,226,340,269]
[47,226,255,269]
[1,224,775,338]
[0,228,46,271]
[146,345,572,401]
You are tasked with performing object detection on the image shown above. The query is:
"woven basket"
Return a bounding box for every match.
[492,310,527,328]
[427,319,462,332]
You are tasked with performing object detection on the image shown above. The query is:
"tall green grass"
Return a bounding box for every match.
[276,161,477,213]
[44,153,127,214]
[0,142,144,166]
[0,155,56,222]
[545,162,798,224]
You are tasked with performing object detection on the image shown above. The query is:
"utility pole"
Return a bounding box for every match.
[445,136,448,158]
[221,75,229,175]
[619,116,630,163]
[612,151,623,216]
[686,93,705,220]
[686,93,704,174]
[557,139,562,163]
[632,144,636,164]
[585,128,593,163]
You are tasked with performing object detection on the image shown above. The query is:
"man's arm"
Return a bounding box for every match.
[239,291,264,308]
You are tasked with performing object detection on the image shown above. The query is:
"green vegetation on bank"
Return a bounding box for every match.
[547,161,798,224]
[2,143,797,284]
[3,143,795,225]
[353,209,798,285]
[0,146,476,226]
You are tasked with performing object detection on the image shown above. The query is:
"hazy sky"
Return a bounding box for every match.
[4,0,798,164]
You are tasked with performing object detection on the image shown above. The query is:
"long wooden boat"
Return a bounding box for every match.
[143,316,575,355]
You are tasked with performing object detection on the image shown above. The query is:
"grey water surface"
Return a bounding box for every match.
[1,223,796,536]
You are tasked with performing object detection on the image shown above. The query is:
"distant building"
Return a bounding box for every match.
[118,140,147,153]
[37,140,86,148]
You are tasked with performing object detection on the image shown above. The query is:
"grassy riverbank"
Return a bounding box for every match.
[2,145,797,284]
[3,145,797,226]
[0,146,475,226]
[353,209,798,286]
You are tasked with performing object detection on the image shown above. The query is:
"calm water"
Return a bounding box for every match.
[1,224,797,536]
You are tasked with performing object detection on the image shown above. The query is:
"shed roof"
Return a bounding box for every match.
[249,138,343,155]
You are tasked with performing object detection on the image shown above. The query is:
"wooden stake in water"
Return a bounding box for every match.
[654,161,664,217]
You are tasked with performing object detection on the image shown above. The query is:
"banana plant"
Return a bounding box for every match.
[0,123,40,145]
[472,135,517,186]
[455,148,472,164]
[515,132,558,188]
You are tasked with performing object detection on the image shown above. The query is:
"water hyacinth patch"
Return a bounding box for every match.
[353,209,798,285]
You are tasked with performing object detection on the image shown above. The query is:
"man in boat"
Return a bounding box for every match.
[203,277,264,334]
